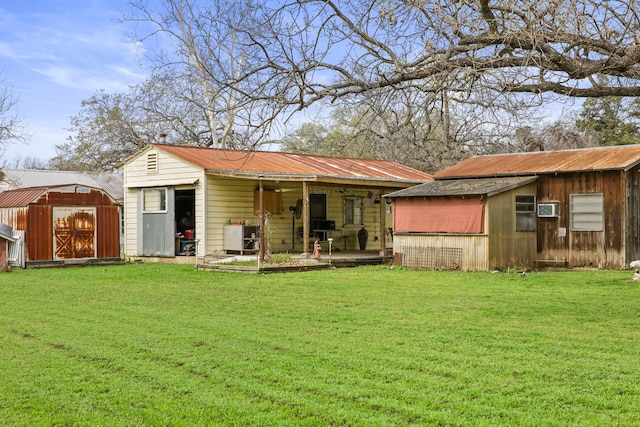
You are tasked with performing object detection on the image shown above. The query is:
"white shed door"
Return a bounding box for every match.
[53,207,97,260]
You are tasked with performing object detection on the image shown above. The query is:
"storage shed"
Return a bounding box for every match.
[429,144,640,269]
[0,185,121,266]
[385,177,538,271]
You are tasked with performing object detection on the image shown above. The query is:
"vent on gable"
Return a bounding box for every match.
[147,153,158,174]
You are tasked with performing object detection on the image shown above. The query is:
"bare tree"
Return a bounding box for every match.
[126,0,285,149]
[0,70,29,164]
[249,0,640,106]
[512,121,600,152]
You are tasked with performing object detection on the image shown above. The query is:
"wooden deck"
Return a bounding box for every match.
[199,250,391,273]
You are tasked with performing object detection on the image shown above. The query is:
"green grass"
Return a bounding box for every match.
[1,264,639,426]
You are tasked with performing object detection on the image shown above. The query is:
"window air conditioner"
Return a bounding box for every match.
[537,203,559,218]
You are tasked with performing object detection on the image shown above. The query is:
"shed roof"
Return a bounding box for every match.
[149,144,432,184]
[385,176,538,199]
[0,185,113,208]
[0,169,123,202]
[434,144,640,179]
[0,187,48,208]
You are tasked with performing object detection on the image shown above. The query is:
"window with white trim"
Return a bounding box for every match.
[515,195,536,231]
[343,197,363,226]
[570,193,603,231]
[143,188,167,213]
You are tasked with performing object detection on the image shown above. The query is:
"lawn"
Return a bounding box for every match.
[1,264,639,426]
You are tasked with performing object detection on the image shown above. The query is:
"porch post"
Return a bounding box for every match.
[379,191,386,256]
[259,176,265,262]
[302,181,310,257]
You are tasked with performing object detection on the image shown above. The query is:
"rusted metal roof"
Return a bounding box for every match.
[434,145,640,179]
[0,187,49,208]
[0,185,116,208]
[385,176,537,198]
[152,144,432,184]
[0,169,123,202]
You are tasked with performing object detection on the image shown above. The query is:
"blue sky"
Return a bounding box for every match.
[0,0,147,164]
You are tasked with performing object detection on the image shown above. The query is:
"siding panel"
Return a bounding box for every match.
[393,234,489,271]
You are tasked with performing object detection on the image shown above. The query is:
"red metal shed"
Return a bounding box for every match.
[0,184,121,266]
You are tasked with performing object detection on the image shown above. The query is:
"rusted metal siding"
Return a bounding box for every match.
[536,171,625,269]
[394,233,489,271]
[0,207,28,231]
[0,240,7,268]
[26,205,53,261]
[33,188,118,207]
[96,206,121,258]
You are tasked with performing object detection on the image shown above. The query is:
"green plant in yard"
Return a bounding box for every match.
[1,264,639,426]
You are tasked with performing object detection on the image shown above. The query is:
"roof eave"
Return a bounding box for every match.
[205,169,427,186]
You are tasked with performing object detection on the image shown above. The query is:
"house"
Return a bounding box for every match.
[387,144,640,270]
[0,185,121,266]
[122,144,432,261]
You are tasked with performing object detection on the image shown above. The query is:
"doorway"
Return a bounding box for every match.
[175,189,196,236]
[309,193,327,238]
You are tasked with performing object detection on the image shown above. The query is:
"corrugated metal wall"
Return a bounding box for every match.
[1,188,120,263]
[97,206,121,258]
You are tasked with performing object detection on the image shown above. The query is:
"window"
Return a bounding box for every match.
[143,188,167,213]
[570,193,603,231]
[515,195,536,231]
[344,197,363,226]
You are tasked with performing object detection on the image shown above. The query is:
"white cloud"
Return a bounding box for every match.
[0,1,148,163]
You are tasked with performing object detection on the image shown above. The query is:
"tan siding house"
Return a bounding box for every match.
[123,144,431,261]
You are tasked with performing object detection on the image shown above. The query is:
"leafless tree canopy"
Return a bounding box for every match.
[247,0,640,109]
[0,70,29,160]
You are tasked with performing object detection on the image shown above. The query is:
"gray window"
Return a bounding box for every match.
[344,197,363,226]
[143,188,167,213]
[570,193,603,231]
[515,195,536,231]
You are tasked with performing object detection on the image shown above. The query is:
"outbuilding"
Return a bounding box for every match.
[0,185,121,266]
[389,144,640,270]
[386,177,538,271]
